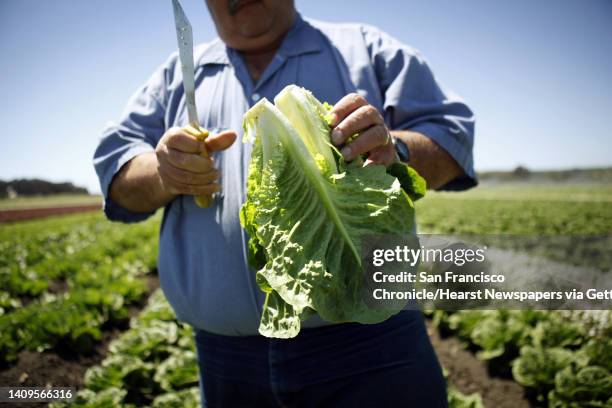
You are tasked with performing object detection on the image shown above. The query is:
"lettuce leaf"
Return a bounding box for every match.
[240,85,421,338]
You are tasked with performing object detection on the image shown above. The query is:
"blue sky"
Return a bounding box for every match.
[0,0,611,193]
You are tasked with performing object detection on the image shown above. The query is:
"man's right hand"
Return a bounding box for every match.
[155,127,237,197]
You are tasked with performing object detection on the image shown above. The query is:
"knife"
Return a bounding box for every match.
[172,0,213,208]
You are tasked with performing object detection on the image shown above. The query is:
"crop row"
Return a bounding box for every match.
[417,183,612,236]
[419,186,611,407]
[0,213,157,303]
[51,289,200,407]
[0,213,160,363]
[416,191,612,271]
[53,288,485,408]
[430,310,611,407]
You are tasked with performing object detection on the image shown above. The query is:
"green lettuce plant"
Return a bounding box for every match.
[240,85,424,338]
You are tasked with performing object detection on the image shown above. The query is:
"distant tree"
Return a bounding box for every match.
[0,179,88,197]
[513,166,531,179]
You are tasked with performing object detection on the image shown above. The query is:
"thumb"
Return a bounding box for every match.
[205,130,237,153]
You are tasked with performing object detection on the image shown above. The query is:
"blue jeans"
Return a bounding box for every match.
[194,311,447,408]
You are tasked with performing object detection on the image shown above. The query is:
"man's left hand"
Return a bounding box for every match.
[328,93,398,167]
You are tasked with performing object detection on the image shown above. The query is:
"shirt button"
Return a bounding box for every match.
[251,93,260,102]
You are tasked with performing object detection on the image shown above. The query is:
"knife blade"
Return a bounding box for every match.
[172,0,199,126]
[172,0,212,207]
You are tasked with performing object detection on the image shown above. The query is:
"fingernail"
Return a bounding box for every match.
[332,129,343,144]
[340,146,352,160]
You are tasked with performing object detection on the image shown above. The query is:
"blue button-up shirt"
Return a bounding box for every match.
[93,14,475,336]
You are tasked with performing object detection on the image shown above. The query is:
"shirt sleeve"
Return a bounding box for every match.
[93,61,170,222]
[362,25,477,191]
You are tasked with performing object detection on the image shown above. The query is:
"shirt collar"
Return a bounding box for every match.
[197,13,321,67]
[197,38,230,66]
[277,13,322,58]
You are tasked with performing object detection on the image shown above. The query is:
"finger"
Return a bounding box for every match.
[175,183,221,196]
[159,162,219,186]
[164,148,215,173]
[163,177,222,196]
[164,127,202,153]
[331,104,384,145]
[205,130,238,153]
[340,124,389,161]
[364,144,398,168]
[328,93,368,128]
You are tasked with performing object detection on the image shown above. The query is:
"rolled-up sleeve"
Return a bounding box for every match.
[362,26,477,190]
[93,63,169,222]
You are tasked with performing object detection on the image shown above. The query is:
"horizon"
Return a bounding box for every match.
[5,165,612,195]
[1,0,611,193]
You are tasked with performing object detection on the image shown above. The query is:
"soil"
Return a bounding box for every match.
[0,204,101,224]
[427,320,532,408]
[0,336,118,407]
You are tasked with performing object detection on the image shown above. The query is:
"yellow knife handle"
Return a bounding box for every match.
[184,124,213,208]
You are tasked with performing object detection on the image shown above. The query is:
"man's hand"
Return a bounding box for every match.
[328,93,398,167]
[109,127,236,213]
[155,127,237,197]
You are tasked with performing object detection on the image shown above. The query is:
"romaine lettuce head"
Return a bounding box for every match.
[240,85,420,338]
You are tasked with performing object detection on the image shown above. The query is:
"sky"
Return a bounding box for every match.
[0,0,611,193]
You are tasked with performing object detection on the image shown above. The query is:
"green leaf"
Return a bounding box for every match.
[387,161,427,201]
[241,86,420,338]
[447,386,484,408]
[154,349,199,391]
[512,346,574,390]
[152,387,201,408]
[550,365,612,407]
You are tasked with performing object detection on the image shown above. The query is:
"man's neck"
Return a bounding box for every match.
[240,13,296,84]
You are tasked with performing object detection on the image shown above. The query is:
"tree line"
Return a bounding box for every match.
[0,179,88,198]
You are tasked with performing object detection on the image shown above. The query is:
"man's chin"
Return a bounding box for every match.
[234,12,272,37]
[233,14,276,43]
[237,24,272,39]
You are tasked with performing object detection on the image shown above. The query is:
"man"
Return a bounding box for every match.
[94,0,475,406]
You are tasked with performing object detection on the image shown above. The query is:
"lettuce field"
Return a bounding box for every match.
[0,181,610,407]
[417,182,612,408]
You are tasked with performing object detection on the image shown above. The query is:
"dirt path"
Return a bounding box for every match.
[0,204,101,223]
[427,320,531,408]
